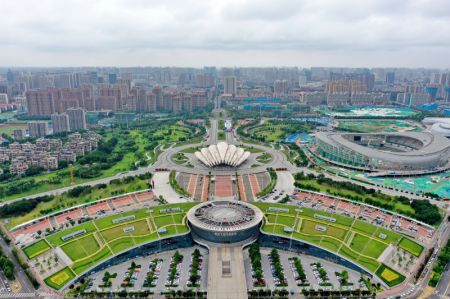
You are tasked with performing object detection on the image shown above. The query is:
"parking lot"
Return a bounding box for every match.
[84,246,208,294]
[244,247,366,292]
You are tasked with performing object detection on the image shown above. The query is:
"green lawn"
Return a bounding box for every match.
[27,202,199,290]
[94,209,151,230]
[71,246,113,275]
[7,175,151,229]
[398,237,424,257]
[256,202,418,286]
[22,239,51,259]
[100,219,151,242]
[46,222,97,247]
[61,235,101,261]
[44,267,76,290]
[375,264,405,287]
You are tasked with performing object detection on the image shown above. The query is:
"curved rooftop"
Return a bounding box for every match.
[317,131,450,160]
[195,142,250,167]
[187,200,263,232]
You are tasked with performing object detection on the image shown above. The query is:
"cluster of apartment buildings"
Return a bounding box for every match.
[24,84,210,116]
[0,132,100,176]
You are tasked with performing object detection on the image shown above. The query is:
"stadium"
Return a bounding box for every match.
[187,200,263,243]
[315,131,450,174]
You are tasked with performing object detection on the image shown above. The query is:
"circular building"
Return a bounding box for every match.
[315,131,450,174]
[431,123,450,138]
[187,200,263,244]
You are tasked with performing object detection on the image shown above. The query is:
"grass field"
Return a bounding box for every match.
[61,235,101,261]
[0,121,195,204]
[398,237,424,257]
[254,202,414,286]
[31,202,198,289]
[375,264,405,287]
[295,178,415,216]
[22,239,51,259]
[6,176,152,229]
[44,267,76,290]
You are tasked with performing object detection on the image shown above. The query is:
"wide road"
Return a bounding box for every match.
[0,237,34,293]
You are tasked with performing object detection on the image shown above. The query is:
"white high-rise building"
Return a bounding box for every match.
[51,113,70,133]
[223,76,237,96]
[67,108,87,131]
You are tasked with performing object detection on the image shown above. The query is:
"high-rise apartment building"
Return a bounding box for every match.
[26,88,60,116]
[223,76,237,96]
[51,113,70,133]
[67,108,87,131]
[385,72,395,84]
[28,121,49,137]
[274,80,289,95]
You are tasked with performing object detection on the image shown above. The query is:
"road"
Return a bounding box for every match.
[0,237,34,294]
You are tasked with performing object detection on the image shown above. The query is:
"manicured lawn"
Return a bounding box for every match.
[109,238,136,254]
[100,219,151,242]
[94,209,150,230]
[398,237,424,257]
[23,239,51,259]
[256,201,417,286]
[61,235,100,261]
[361,239,388,259]
[71,246,113,275]
[300,219,347,239]
[375,264,405,287]
[7,176,151,229]
[46,222,97,247]
[44,267,76,290]
[352,220,378,235]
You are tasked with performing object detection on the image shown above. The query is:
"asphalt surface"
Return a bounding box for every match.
[0,237,34,294]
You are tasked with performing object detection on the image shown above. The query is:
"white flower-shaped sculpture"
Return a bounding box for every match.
[194,142,250,167]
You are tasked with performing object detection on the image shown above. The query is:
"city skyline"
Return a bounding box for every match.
[1,0,449,68]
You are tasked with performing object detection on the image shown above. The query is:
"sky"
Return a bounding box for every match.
[1,0,449,68]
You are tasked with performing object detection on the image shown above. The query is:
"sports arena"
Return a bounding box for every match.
[315,132,450,174]
[187,200,263,243]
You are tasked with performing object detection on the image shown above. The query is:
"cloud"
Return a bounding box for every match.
[0,0,449,67]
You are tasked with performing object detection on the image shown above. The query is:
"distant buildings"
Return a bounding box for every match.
[223,76,237,96]
[67,108,87,131]
[51,113,70,134]
[0,132,100,176]
[0,94,8,104]
[274,80,289,96]
[28,121,49,138]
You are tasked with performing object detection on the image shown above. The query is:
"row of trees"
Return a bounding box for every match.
[167,251,183,287]
[188,249,202,287]
[429,239,450,287]
[291,257,308,286]
[249,243,265,286]
[269,249,287,286]
[0,249,14,280]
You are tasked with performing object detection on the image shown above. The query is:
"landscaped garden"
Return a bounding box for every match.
[24,202,198,290]
[2,173,153,229]
[294,172,442,226]
[252,202,424,287]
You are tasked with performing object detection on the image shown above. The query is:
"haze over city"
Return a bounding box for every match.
[1,0,450,67]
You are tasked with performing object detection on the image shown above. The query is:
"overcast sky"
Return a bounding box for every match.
[1,0,449,68]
